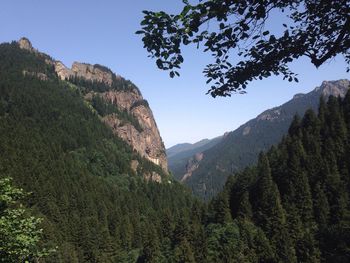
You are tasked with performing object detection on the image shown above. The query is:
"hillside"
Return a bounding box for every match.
[0,39,204,262]
[1,38,349,263]
[167,136,222,180]
[18,37,168,174]
[181,80,350,199]
[211,93,350,262]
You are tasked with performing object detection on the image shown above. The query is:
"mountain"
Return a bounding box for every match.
[209,92,350,262]
[180,79,350,200]
[167,136,223,180]
[0,38,205,262]
[167,138,221,159]
[18,37,168,175]
[1,38,349,263]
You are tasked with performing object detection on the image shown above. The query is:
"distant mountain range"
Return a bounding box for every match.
[168,79,350,200]
[167,137,223,180]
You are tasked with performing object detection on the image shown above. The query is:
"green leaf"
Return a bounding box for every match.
[178,55,184,63]
[181,5,191,17]
[156,59,163,69]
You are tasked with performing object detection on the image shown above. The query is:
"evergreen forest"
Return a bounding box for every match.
[0,41,349,262]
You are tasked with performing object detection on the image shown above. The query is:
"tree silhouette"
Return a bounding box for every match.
[137,0,350,97]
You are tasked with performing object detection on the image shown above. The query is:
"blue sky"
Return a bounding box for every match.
[1,1,349,147]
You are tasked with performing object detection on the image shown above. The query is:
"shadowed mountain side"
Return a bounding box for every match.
[167,136,223,180]
[182,79,350,200]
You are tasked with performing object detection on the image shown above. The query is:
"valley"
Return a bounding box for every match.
[1,1,349,261]
[1,38,349,262]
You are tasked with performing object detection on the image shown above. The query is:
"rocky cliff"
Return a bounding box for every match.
[18,37,168,174]
[101,90,167,172]
[181,153,204,182]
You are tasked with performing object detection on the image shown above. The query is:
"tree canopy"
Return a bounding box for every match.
[137,0,350,97]
[0,177,52,262]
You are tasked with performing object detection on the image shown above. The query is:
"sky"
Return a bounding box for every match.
[0,1,349,148]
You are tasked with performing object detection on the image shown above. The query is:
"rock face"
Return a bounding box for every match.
[320,80,350,97]
[18,37,36,53]
[181,153,204,182]
[53,61,121,85]
[166,136,223,181]
[54,61,72,80]
[18,37,168,174]
[72,63,118,85]
[22,70,48,81]
[102,90,168,172]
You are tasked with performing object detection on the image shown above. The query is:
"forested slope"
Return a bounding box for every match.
[1,40,349,263]
[209,94,350,262]
[185,80,350,200]
[0,41,204,262]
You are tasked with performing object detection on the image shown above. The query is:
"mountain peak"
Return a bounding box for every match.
[16,38,122,86]
[11,38,168,174]
[18,37,35,52]
[319,79,349,98]
[293,93,305,99]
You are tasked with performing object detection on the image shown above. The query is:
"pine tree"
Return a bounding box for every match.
[254,154,296,262]
[236,219,274,262]
[209,191,232,224]
[288,115,302,138]
[139,225,161,263]
[301,109,323,185]
[342,91,350,193]
[254,154,285,235]
[173,239,196,263]
[313,183,330,228]
[326,96,347,166]
[237,191,253,220]
[323,155,348,225]
[286,140,314,224]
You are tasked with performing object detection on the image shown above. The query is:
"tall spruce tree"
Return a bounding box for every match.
[254,154,296,263]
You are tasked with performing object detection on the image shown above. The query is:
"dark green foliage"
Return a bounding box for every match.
[2,40,350,262]
[218,92,350,262]
[182,79,349,200]
[138,225,161,263]
[138,0,350,96]
[236,191,252,220]
[0,42,202,262]
[208,192,232,225]
[0,177,53,262]
[90,95,119,116]
[205,223,240,262]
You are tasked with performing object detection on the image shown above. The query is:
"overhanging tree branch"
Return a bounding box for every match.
[137,0,350,97]
[311,17,350,67]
